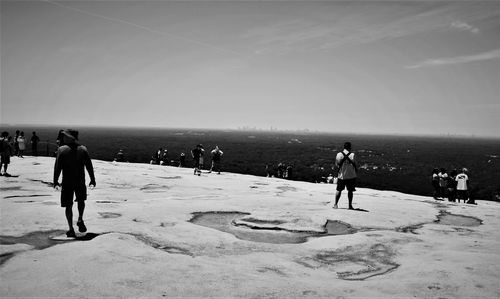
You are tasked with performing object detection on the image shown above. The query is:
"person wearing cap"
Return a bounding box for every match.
[53,129,96,238]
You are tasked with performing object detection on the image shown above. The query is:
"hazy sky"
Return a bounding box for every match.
[1,1,499,137]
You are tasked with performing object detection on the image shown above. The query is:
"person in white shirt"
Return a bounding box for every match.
[333,142,357,210]
[456,168,474,204]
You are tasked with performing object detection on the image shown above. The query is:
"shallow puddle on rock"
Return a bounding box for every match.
[435,211,482,227]
[189,212,357,244]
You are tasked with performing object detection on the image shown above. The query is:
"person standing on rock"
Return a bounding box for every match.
[17,131,26,158]
[209,145,224,174]
[191,144,204,175]
[333,142,358,210]
[53,130,96,238]
[456,168,473,204]
[1,131,13,176]
[30,131,40,156]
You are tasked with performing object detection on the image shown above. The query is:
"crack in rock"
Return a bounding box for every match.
[131,234,193,257]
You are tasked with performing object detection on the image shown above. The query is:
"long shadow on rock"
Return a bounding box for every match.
[0,230,102,266]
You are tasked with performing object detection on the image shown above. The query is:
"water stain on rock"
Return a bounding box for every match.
[435,211,482,227]
[257,266,287,276]
[157,176,182,180]
[189,211,358,244]
[0,186,22,191]
[140,184,170,193]
[29,179,53,187]
[298,243,399,281]
[6,194,51,199]
[396,223,426,234]
[276,186,298,193]
[133,234,193,257]
[99,212,122,218]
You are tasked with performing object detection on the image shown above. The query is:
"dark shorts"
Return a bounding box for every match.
[337,178,356,192]
[61,184,87,207]
[1,153,10,165]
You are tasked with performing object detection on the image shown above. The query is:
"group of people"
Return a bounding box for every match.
[431,167,474,204]
[266,163,294,180]
[190,144,224,175]
[0,130,41,176]
[1,128,480,239]
[144,144,224,175]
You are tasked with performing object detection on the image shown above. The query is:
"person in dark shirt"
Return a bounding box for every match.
[191,144,204,175]
[210,145,224,174]
[53,130,96,238]
[30,131,40,156]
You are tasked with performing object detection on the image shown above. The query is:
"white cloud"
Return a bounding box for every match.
[451,21,480,34]
[406,48,500,69]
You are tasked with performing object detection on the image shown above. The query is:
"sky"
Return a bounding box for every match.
[1,0,499,137]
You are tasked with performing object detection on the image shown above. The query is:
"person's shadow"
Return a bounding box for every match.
[74,232,101,241]
[345,208,369,212]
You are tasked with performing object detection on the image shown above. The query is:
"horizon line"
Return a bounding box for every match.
[1,123,499,140]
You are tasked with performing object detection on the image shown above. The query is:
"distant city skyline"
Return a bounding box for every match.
[1,1,500,138]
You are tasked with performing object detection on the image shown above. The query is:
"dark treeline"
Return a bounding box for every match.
[6,126,500,201]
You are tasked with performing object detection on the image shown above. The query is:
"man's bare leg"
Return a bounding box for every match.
[77,201,87,232]
[65,206,74,232]
[348,191,354,209]
[333,190,342,208]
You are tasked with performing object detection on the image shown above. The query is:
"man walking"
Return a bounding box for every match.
[333,142,357,210]
[53,130,96,238]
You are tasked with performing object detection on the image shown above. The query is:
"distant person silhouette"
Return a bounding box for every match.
[431,168,440,200]
[17,131,26,158]
[447,169,458,202]
[114,149,125,162]
[53,130,96,238]
[1,131,13,176]
[210,145,224,174]
[30,131,40,156]
[155,148,163,165]
[438,168,448,199]
[179,153,186,167]
[286,165,293,180]
[191,144,204,175]
[333,142,357,210]
[161,149,169,165]
[14,130,20,156]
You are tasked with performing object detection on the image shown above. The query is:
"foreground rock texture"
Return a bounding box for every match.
[1,156,499,297]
